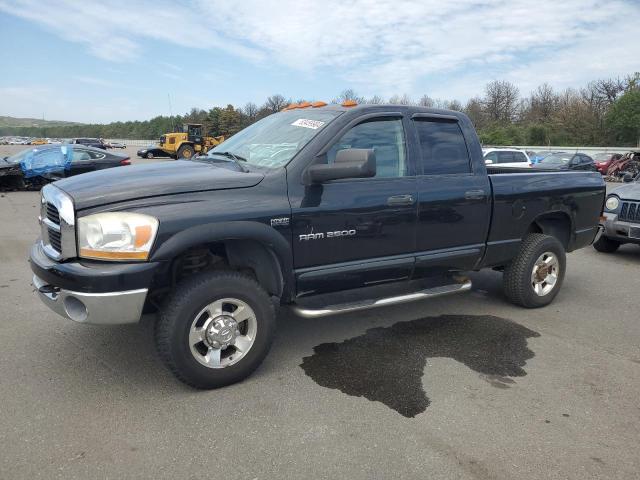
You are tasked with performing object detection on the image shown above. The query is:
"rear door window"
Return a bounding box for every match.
[497,152,515,163]
[71,150,91,161]
[513,152,529,163]
[414,120,471,175]
[88,150,106,160]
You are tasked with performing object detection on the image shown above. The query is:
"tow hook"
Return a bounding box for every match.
[37,284,59,295]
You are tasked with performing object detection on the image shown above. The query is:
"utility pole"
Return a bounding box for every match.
[167,93,175,132]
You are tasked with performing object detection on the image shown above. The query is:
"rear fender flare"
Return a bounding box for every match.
[530,210,574,250]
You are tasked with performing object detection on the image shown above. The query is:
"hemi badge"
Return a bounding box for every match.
[270,217,290,227]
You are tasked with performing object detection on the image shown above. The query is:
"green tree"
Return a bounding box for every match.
[205,107,222,136]
[606,90,640,146]
[217,105,243,137]
[527,124,549,145]
[479,128,510,145]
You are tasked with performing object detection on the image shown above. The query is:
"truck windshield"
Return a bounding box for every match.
[206,109,341,169]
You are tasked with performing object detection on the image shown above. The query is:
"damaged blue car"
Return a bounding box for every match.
[1,144,131,190]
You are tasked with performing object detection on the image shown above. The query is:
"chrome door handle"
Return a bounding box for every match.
[387,194,415,206]
[464,190,486,200]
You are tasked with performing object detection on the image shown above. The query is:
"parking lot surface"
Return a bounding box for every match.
[0,157,639,479]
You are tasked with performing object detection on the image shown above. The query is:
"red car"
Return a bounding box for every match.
[593,152,622,175]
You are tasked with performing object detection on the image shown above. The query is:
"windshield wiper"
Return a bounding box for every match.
[207,151,248,172]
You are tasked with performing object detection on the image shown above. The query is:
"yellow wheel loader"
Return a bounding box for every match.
[159,124,225,159]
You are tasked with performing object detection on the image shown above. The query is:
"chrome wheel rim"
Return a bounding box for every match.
[189,298,257,369]
[531,251,559,296]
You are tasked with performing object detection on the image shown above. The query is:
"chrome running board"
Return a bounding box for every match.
[291,278,472,318]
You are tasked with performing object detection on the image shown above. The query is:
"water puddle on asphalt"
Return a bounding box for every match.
[300,315,540,418]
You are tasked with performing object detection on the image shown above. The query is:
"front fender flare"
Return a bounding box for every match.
[151,221,294,299]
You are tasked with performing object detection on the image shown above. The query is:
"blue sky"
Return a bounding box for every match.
[1,0,639,124]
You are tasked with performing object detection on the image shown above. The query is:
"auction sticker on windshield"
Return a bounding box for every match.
[291,119,325,129]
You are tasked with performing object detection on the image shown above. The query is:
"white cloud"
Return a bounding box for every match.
[193,0,639,97]
[73,76,122,88]
[0,0,261,62]
[1,0,638,104]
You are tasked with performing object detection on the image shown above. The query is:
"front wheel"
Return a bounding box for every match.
[155,271,276,389]
[146,152,154,159]
[593,235,621,253]
[177,144,195,159]
[503,233,566,308]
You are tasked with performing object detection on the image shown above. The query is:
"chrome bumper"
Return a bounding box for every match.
[32,275,147,325]
[601,212,640,243]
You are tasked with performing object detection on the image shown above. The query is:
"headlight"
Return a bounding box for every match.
[605,196,619,211]
[78,212,158,261]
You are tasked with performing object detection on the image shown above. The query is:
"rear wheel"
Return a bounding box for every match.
[593,235,621,253]
[503,233,566,308]
[155,271,276,389]
[177,144,195,159]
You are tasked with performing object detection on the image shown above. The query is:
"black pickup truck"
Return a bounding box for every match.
[30,104,605,388]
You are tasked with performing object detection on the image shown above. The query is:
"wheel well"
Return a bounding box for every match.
[162,240,283,298]
[529,212,571,249]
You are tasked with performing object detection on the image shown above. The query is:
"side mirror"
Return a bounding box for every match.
[623,173,634,183]
[307,149,376,183]
[484,159,493,165]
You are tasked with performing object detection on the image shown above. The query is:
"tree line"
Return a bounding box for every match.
[2,72,638,146]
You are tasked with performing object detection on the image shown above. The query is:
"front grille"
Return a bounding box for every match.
[43,200,62,256]
[619,202,640,223]
[40,184,77,260]
[46,203,60,224]
[48,228,62,252]
[40,185,76,260]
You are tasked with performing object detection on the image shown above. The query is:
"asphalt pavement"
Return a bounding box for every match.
[0,157,639,479]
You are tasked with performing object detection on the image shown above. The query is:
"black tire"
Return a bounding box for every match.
[593,235,621,253]
[155,271,276,389]
[503,233,566,308]
[177,144,195,159]
[146,152,154,159]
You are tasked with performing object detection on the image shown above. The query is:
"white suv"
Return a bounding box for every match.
[483,148,531,168]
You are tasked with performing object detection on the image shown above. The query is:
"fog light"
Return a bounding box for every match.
[64,296,88,322]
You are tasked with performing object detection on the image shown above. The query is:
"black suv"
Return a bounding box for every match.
[71,138,107,150]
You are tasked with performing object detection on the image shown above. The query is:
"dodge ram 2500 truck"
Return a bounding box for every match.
[30,104,606,388]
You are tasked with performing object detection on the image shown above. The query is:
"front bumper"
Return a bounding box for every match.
[29,241,159,325]
[33,274,147,325]
[601,212,640,244]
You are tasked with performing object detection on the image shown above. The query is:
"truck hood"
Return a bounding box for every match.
[54,160,265,210]
[611,181,640,200]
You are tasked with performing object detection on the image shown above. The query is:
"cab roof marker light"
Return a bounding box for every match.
[341,99,358,107]
[311,101,327,108]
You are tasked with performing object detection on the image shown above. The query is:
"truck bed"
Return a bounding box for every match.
[480,169,606,268]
